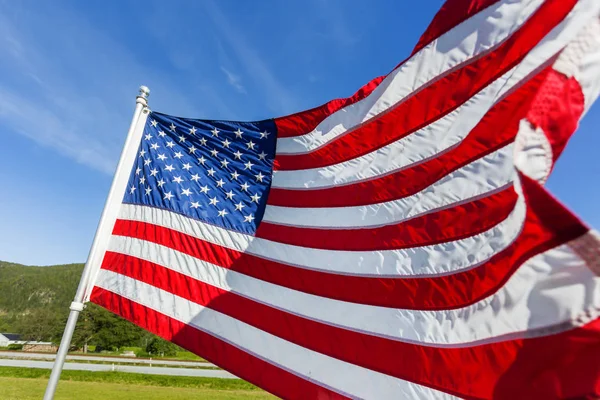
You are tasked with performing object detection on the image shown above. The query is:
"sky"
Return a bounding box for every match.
[0,0,598,266]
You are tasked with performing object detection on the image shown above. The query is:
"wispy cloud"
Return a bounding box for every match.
[310,0,360,48]
[202,0,298,115]
[0,3,198,175]
[220,66,246,94]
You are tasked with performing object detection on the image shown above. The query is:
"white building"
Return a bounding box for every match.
[0,333,25,347]
[0,333,56,352]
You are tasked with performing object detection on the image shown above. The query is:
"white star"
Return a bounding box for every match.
[216,179,225,188]
[181,188,192,196]
[233,150,243,160]
[182,163,192,170]
[220,159,230,168]
[210,148,219,157]
[191,201,200,209]
[191,173,201,182]
[200,185,210,194]
[164,191,174,200]
[135,167,142,175]
[225,191,235,200]
[145,133,153,141]
[150,168,158,176]
[173,176,184,184]
[139,176,146,184]
[144,159,152,166]
[199,137,208,146]
[178,135,186,143]
[151,120,158,127]
[197,156,207,165]
[157,153,167,161]
[244,161,254,170]
[207,168,216,177]
[260,131,270,139]
[145,187,152,195]
[240,182,250,191]
[258,151,267,160]
[157,179,166,187]
[250,193,260,203]
[188,145,197,154]
[166,141,175,148]
[211,127,219,137]
[158,131,167,138]
[150,143,159,150]
[246,140,256,150]
[235,202,245,211]
[165,164,175,172]
[234,128,243,138]
[222,139,231,148]
[218,209,228,217]
[189,126,197,135]
[244,214,255,223]
[255,172,265,182]
[139,149,146,157]
[174,152,183,159]
[129,185,136,194]
[230,171,240,180]
[209,197,219,206]
[169,123,176,132]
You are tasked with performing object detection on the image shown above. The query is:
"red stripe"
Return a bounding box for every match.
[256,188,517,251]
[94,256,600,400]
[411,0,502,56]
[90,288,349,400]
[268,65,550,208]
[111,174,586,310]
[273,0,576,171]
[274,0,501,139]
[526,71,585,162]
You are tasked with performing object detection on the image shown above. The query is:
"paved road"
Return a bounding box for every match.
[0,351,217,368]
[0,358,237,379]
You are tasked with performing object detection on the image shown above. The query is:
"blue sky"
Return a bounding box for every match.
[0,0,598,266]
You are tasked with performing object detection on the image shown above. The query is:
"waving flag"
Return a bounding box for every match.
[85,0,600,398]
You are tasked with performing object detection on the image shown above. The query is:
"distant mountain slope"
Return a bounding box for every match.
[0,261,157,350]
[0,261,83,314]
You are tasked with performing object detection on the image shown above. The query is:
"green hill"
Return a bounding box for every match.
[0,261,84,315]
[0,261,165,353]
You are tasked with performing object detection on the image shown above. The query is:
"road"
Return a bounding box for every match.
[0,351,217,368]
[0,358,237,379]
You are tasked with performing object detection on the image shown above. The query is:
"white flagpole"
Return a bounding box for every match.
[43,86,150,400]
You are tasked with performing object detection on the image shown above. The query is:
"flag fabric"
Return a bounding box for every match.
[87,0,600,398]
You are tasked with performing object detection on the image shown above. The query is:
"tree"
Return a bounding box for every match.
[145,337,179,357]
[15,308,60,342]
[86,304,146,351]
[70,306,96,352]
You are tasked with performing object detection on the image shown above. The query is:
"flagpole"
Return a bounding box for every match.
[43,86,150,400]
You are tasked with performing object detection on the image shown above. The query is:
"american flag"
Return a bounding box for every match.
[87,0,600,398]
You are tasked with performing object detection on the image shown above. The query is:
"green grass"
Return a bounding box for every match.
[175,350,206,360]
[67,348,208,362]
[0,367,259,391]
[0,377,273,400]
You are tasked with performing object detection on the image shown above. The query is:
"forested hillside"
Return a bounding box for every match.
[0,261,173,353]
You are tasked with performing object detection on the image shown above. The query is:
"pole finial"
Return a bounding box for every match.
[136,85,150,106]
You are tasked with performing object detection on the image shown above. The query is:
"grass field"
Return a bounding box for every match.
[0,367,273,400]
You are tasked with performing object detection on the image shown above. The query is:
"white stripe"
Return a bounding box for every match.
[275,0,546,155]
[552,13,600,114]
[266,144,516,228]
[94,271,456,400]
[118,198,525,278]
[102,237,600,346]
[273,0,600,190]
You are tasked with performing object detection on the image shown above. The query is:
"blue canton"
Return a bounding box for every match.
[123,112,277,235]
